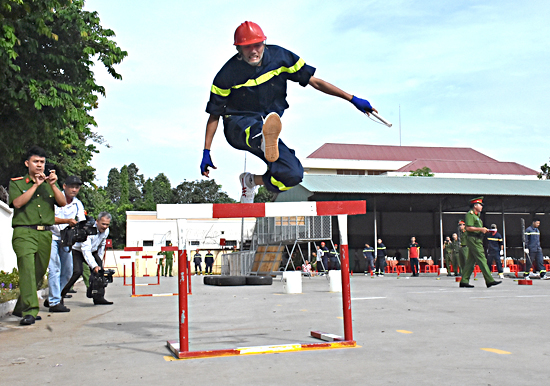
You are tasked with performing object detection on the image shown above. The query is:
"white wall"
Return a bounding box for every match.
[0,201,17,272]
[126,211,256,252]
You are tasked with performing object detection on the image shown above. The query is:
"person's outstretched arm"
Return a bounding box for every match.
[308,76,378,114]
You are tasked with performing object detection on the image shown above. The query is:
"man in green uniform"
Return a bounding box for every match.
[459,197,501,288]
[457,220,468,277]
[450,233,460,276]
[157,242,174,277]
[9,146,66,325]
[444,236,454,276]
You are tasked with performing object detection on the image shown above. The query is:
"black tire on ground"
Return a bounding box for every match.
[246,276,273,285]
[215,276,247,286]
[203,276,220,286]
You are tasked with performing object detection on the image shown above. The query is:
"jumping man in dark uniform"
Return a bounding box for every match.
[200,21,379,203]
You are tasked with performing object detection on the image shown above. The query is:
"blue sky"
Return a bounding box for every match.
[86,0,550,200]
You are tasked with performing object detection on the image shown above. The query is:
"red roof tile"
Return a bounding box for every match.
[397,160,538,175]
[307,143,497,162]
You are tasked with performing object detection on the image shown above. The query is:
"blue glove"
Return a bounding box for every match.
[200,149,216,175]
[351,96,373,113]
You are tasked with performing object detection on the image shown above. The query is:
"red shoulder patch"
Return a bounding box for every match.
[10,176,24,181]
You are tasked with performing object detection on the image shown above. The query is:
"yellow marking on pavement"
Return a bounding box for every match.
[481,348,511,355]
[337,316,343,320]
[397,330,413,334]
[300,309,308,312]
[164,356,179,361]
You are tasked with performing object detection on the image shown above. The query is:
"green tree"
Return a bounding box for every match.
[105,167,121,203]
[409,167,434,177]
[0,0,127,187]
[537,159,550,179]
[127,163,144,203]
[173,179,235,204]
[119,165,129,205]
[138,178,155,211]
[254,186,275,203]
[152,173,173,204]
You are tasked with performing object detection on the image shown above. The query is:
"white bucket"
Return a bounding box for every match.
[328,270,342,292]
[282,271,302,294]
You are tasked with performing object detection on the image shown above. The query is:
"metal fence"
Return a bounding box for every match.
[254,216,332,245]
[221,251,256,276]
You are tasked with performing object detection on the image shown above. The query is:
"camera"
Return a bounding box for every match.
[61,215,98,250]
[103,269,115,283]
[44,162,56,175]
[87,269,115,299]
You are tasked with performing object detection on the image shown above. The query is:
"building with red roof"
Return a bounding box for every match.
[303,143,538,179]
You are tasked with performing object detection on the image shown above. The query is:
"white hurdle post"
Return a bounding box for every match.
[157,200,366,359]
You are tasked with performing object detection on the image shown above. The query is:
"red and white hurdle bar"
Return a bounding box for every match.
[131,247,189,298]
[122,247,160,286]
[157,200,366,359]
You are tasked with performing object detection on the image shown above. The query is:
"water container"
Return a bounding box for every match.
[328,270,342,292]
[282,271,302,294]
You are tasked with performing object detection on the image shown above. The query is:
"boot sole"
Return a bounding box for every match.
[263,114,282,162]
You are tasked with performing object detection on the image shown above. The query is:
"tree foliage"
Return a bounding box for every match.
[254,186,276,203]
[537,159,550,180]
[81,163,236,248]
[0,0,127,187]
[172,179,235,204]
[409,167,434,177]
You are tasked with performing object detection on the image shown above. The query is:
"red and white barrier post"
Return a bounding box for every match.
[178,249,189,352]
[337,214,353,342]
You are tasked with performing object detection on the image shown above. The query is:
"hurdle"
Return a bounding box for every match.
[123,247,161,287]
[130,246,190,298]
[157,200,366,360]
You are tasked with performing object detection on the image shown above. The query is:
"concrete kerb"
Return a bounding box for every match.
[0,288,48,317]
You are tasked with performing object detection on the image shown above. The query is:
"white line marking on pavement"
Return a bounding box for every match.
[351,297,387,300]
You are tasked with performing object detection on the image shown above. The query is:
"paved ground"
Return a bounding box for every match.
[1,272,548,385]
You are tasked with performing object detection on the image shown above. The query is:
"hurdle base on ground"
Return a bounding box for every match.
[131,293,178,297]
[310,330,344,342]
[518,279,533,285]
[166,339,356,360]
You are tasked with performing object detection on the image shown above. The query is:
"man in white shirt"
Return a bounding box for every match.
[46,176,85,312]
[61,212,113,305]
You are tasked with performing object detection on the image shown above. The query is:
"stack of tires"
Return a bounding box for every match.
[203,275,273,286]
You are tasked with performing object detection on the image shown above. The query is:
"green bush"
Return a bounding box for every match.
[0,268,19,289]
[0,268,19,304]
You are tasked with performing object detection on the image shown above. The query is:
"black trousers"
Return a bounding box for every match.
[375,256,386,273]
[61,250,103,299]
[410,258,419,275]
[486,251,503,273]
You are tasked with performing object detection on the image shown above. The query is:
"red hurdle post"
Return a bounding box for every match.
[131,261,136,297]
[337,214,353,341]
[178,249,189,352]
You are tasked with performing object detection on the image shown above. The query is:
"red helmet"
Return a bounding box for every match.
[234,21,266,46]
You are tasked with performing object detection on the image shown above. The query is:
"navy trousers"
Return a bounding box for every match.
[223,114,303,193]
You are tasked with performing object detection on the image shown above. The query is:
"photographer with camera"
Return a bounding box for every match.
[45,176,86,313]
[61,212,113,305]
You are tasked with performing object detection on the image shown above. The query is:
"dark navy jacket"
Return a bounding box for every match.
[206,45,316,117]
[486,231,503,253]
